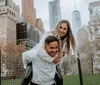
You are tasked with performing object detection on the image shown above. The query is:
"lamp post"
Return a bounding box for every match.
[77,50,83,85]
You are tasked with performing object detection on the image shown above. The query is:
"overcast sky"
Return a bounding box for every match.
[13,0,99,31]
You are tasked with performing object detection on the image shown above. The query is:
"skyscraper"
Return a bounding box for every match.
[22,0,36,26]
[49,0,61,29]
[72,10,82,37]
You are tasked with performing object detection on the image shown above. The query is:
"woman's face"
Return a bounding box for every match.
[58,23,68,37]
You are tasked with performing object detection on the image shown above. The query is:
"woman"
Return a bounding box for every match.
[22,20,76,85]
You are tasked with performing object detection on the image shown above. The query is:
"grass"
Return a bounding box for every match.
[64,74,100,85]
[1,78,23,85]
[1,74,100,85]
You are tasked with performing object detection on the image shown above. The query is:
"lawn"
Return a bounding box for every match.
[1,78,23,85]
[64,74,100,85]
[1,74,100,85]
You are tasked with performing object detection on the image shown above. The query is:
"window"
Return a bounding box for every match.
[14,13,15,17]
[94,29,98,32]
[3,9,5,11]
[7,8,9,12]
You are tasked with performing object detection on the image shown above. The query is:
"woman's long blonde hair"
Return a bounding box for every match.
[53,20,76,55]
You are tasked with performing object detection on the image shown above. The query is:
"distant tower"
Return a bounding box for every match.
[77,26,88,49]
[22,0,36,26]
[72,0,81,37]
[49,0,61,30]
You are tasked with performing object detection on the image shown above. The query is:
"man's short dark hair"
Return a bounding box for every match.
[45,36,59,45]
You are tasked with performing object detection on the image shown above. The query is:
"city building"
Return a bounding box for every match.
[22,0,44,38]
[35,18,44,30]
[93,50,100,74]
[88,0,100,42]
[0,0,20,46]
[72,10,82,37]
[0,0,20,77]
[22,0,36,26]
[77,27,93,74]
[16,22,40,50]
[49,0,61,29]
[88,1,100,74]
[35,18,45,39]
[77,26,89,49]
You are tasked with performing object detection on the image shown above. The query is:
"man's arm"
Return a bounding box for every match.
[22,49,35,69]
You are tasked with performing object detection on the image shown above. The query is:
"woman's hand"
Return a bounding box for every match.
[53,51,65,64]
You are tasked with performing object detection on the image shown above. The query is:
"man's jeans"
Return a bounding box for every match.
[30,82,55,85]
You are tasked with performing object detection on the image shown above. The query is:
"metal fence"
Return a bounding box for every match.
[1,56,25,85]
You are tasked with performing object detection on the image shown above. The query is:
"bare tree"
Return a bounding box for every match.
[3,43,26,79]
[78,38,100,74]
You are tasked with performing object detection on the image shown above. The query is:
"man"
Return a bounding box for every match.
[22,36,64,85]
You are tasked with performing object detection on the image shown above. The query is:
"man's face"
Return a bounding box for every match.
[45,41,59,57]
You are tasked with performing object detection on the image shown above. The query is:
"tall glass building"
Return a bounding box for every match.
[49,0,61,30]
[72,10,82,36]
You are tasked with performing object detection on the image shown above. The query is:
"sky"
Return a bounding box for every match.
[13,0,99,31]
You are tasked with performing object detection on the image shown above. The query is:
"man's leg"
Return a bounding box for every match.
[55,65,63,85]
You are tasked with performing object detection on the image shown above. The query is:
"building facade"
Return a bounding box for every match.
[16,22,40,50]
[88,0,100,74]
[88,1,100,42]
[77,26,89,49]
[0,0,20,46]
[0,0,20,77]
[77,27,93,74]
[49,0,61,29]
[35,18,45,39]
[93,50,100,74]
[22,0,36,26]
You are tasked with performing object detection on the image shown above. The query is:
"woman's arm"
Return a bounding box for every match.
[37,47,65,64]
[53,52,65,64]
[37,31,56,62]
